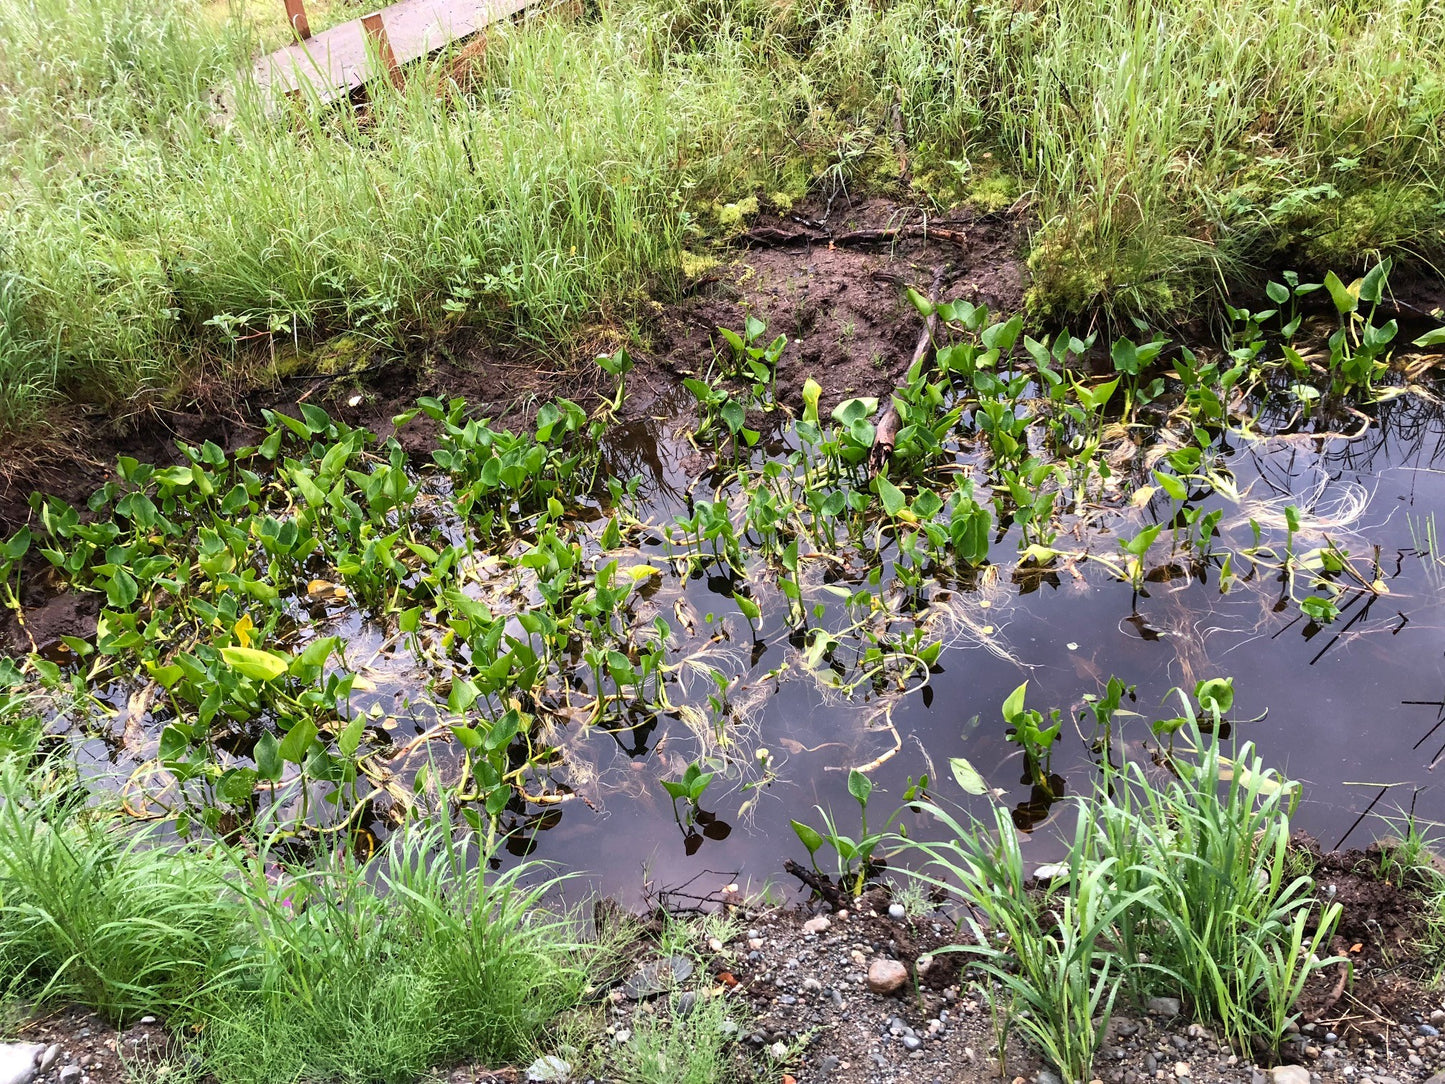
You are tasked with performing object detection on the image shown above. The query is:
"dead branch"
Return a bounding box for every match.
[783,859,848,911]
[870,264,946,475]
[1303,960,1351,1024]
[734,224,969,249]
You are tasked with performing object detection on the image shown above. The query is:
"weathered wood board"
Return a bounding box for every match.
[241,0,533,108]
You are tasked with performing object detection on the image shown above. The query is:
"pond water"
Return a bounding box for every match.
[535,387,1445,902]
[30,334,1445,907]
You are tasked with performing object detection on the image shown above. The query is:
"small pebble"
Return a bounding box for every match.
[887,903,906,920]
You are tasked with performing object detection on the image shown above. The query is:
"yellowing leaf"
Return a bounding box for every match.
[233,613,254,649]
[219,646,289,682]
[307,579,347,600]
[625,564,662,582]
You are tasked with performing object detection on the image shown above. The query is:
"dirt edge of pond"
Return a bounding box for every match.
[0,198,1022,538]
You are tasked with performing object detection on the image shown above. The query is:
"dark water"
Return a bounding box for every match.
[56,384,1445,906]
[540,389,1445,903]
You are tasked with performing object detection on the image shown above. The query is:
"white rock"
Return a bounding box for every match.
[0,1043,43,1084]
[770,1041,788,1059]
[1034,862,1071,881]
[802,915,831,934]
[525,1055,572,1083]
[1270,1066,1311,1084]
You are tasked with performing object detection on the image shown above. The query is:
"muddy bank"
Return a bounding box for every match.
[0,198,1025,540]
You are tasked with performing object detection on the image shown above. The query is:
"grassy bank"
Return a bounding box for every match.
[0,742,597,1083]
[2,0,1444,431]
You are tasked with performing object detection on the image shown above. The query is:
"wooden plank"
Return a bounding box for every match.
[245,0,532,106]
[361,12,402,88]
[283,0,312,40]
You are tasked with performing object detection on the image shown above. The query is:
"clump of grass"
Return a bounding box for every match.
[904,704,1342,1081]
[0,756,602,1083]
[608,991,743,1084]
[0,759,244,1020]
[204,824,593,1084]
[3,0,1445,430]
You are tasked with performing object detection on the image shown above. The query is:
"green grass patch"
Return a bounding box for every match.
[0,740,600,1084]
[3,0,1445,430]
[904,685,1343,1081]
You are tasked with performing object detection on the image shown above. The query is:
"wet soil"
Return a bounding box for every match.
[1294,840,1445,1047]
[0,198,1023,537]
[644,199,1026,417]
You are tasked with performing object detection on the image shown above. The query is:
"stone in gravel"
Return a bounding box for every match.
[902,1035,922,1051]
[0,1044,43,1084]
[888,903,906,920]
[916,954,933,978]
[1422,1025,1441,1038]
[803,916,831,935]
[1269,1066,1310,1084]
[1174,1063,1191,1078]
[1148,997,1182,1017]
[37,1047,60,1074]
[770,1041,788,1059]
[525,1057,569,1081]
[674,990,697,1017]
[1037,1070,1063,1084]
[867,958,909,995]
[621,955,694,999]
[819,1055,840,1075]
[1113,1018,1141,1039]
[57,1070,81,1084]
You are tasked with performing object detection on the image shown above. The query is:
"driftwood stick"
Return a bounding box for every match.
[890,87,912,189]
[870,265,946,475]
[1303,961,1351,1024]
[783,859,847,910]
[735,224,969,249]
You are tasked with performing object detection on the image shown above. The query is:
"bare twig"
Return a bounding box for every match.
[1302,960,1351,1023]
[783,859,848,910]
[870,265,946,475]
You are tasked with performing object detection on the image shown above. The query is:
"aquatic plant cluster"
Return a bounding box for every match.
[1,266,1433,854]
[0,264,1440,1080]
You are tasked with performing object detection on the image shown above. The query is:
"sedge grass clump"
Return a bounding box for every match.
[202,820,595,1084]
[0,757,604,1082]
[904,689,1342,1082]
[0,760,244,1021]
